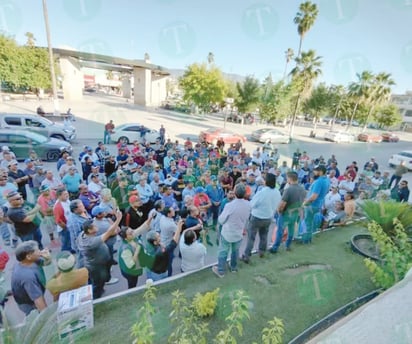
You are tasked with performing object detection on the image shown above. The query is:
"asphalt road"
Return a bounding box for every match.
[1,94,411,325]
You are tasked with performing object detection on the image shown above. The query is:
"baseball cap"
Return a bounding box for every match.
[210,175,217,181]
[91,205,109,216]
[8,160,18,167]
[24,158,32,164]
[314,165,327,173]
[56,251,76,272]
[6,191,21,200]
[195,186,205,194]
[1,146,10,151]
[39,185,50,193]
[127,185,137,191]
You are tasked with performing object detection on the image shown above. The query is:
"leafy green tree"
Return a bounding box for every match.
[327,85,346,130]
[179,63,227,113]
[25,32,36,47]
[0,34,52,92]
[294,1,319,58]
[374,104,402,129]
[288,49,322,138]
[259,80,295,124]
[0,35,22,89]
[235,76,260,115]
[303,83,330,132]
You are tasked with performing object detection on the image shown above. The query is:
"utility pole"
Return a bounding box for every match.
[42,0,59,113]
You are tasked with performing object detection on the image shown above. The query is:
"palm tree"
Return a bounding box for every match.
[207,52,215,65]
[294,1,319,58]
[283,48,294,80]
[328,84,346,130]
[288,50,322,138]
[347,71,373,130]
[361,72,395,131]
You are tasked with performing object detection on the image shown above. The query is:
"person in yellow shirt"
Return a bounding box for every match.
[46,251,89,301]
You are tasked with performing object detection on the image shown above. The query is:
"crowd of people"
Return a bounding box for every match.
[0,126,410,319]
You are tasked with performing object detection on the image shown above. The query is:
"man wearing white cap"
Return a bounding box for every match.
[46,251,88,301]
[0,146,16,161]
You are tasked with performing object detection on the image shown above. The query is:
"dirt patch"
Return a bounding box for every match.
[254,275,272,285]
[283,264,332,276]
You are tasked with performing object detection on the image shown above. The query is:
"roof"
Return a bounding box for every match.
[52,48,170,76]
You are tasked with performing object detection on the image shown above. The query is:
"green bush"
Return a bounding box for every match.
[364,220,412,289]
[360,200,412,237]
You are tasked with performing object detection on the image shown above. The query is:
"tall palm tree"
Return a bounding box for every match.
[207,52,215,65]
[294,1,319,58]
[347,71,373,130]
[288,49,322,138]
[362,72,395,131]
[283,48,294,80]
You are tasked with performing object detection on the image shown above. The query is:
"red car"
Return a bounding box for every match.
[199,128,246,145]
[381,132,400,142]
[357,133,383,143]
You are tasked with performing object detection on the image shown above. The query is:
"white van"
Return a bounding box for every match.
[0,113,76,141]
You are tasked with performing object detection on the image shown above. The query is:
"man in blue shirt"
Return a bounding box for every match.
[302,165,330,243]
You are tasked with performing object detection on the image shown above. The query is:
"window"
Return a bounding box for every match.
[4,117,22,126]
[9,135,30,144]
[0,134,8,143]
[25,119,44,128]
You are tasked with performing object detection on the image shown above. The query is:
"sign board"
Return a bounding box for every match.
[57,285,94,340]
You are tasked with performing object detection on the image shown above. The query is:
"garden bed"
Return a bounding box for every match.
[77,226,375,343]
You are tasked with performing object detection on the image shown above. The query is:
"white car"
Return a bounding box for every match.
[388,151,412,170]
[324,130,355,143]
[110,123,164,144]
[251,128,290,144]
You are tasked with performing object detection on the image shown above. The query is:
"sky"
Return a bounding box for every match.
[2,0,412,94]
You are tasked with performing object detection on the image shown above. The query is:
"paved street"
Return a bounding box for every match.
[1,94,411,325]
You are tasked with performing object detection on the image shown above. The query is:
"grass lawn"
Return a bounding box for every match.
[77,225,376,343]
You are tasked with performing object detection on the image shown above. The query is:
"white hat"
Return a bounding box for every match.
[1,146,9,151]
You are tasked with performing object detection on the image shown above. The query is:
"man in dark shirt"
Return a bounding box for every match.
[6,191,43,249]
[8,160,29,200]
[143,220,184,281]
[11,241,51,315]
[77,210,122,299]
[104,155,117,178]
[271,172,306,253]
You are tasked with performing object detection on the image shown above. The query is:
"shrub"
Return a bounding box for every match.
[360,200,412,237]
[192,288,219,317]
[364,219,412,289]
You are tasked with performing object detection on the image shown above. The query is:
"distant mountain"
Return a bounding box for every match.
[167,68,245,83]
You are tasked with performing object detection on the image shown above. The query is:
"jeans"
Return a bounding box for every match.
[103,130,111,144]
[167,250,174,277]
[146,269,168,282]
[59,229,72,252]
[121,271,139,289]
[0,223,10,242]
[244,216,272,258]
[389,175,401,189]
[88,264,110,299]
[208,205,220,226]
[272,211,300,251]
[217,236,242,274]
[303,205,321,243]
[19,227,43,250]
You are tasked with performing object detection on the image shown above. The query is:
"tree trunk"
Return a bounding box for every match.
[297,36,303,58]
[347,101,359,131]
[288,94,301,139]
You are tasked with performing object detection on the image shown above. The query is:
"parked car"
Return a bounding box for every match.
[324,130,355,143]
[357,133,383,143]
[0,113,76,141]
[251,128,290,144]
[0,129,72,161]
[110,123,165,144]
[381,132,400,142]
[199,128,246,145]
[388,151,412,170]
